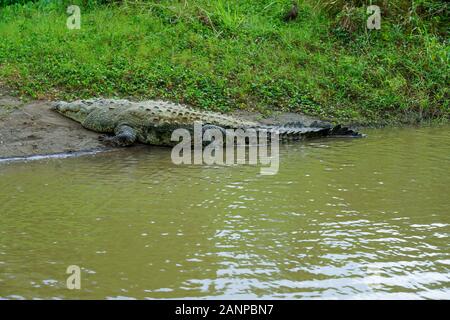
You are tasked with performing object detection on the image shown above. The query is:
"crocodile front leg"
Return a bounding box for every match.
[99,125,137,147]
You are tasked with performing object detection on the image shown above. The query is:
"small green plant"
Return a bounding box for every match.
[0,0,447,124]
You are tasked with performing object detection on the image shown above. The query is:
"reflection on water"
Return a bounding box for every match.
[0,126,449,299]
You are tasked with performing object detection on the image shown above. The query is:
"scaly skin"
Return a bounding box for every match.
[52,98,363,146]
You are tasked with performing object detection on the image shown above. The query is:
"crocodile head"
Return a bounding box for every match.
[52,100,95,123]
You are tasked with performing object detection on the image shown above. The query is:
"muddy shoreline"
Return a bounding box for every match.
[0,93,106,159]
[0,92,345,160]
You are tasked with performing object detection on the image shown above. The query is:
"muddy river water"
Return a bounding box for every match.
[0,126,449,299]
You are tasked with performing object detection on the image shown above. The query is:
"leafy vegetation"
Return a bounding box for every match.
[0,0,448,124]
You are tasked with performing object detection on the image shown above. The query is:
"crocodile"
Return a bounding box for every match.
[52,98,363,147]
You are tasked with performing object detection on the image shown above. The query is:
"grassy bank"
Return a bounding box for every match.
[0,0,448,124]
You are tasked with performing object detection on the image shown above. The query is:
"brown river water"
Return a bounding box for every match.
[0,126,449,299]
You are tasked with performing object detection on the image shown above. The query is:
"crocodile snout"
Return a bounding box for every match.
[51,102,82,113]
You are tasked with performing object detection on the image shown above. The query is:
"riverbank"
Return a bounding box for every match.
[0,1,448,125]
[0,91,334,158]
[0,91,105,158]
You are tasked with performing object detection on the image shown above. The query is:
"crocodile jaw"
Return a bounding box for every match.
[52,101,94,124]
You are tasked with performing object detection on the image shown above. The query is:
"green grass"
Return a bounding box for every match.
[0,0,448,124]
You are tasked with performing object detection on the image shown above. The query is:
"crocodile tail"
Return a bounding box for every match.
[267,124,363,140]
[262,125,322,140]
[327,124,364,138]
